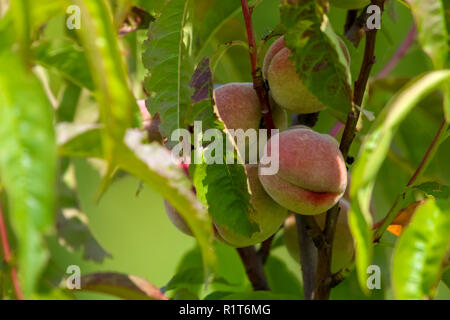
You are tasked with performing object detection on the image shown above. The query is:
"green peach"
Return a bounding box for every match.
[284,199,354,272]
[214,164,288,247]
[258,127,347,215]
[264,37,326,114]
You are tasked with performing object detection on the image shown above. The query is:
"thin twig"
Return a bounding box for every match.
[258,234,275,265]
[376,23,417,79]
[240,0,277,271]
[237,246,270,291]
[374,119,449,242]
[295,214,317,300]
[240,0,275,131]
[0,199,24,300]
[314,0,385,300]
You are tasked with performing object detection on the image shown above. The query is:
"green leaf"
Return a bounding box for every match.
[220,291,301,300]
[0,50,56,298]
[143,0,194,139]
[413,182,450,199]
[194,0,242,61]
[280,0,352,115]
[57,123,103,159]
[57,209,111,263]
[264,256,303,297]
[393,199,450,299]
[74,0,135,166]
[409,0,448,69]
[56,83,82,123]
[350,70,450,293]
[80,272,168,300]
[442,267,450,289]
[192,162,259,238]
[165,266,230,292]
[34,40,94,91]
[118,130,217,278]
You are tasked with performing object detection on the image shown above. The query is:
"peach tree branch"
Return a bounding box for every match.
[314,0,386,300]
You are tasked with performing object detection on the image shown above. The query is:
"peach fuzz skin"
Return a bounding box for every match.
[263,37,326,114]
[258,127,347,215]
[284,199,354,273]
[214,82,287,131]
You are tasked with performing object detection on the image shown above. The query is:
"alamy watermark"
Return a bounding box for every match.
[171,121,280,176]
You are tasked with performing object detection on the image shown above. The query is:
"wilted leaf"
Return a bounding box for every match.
[350,70,450,293]
[80,272,168,300]
[387,200,425,236]
[393,199,450,299]
[57,209,111,263]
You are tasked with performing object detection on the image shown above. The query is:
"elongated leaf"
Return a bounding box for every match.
[413,182,450,200]
[194,0,242,60]
[393,199,450,299]
[74,0,135,166]
[34,40,94,91]
[409,0,448,69]
[443,267,450,289]
[80,272,168,300]
[0,50,56,298]
[280,0,352,115]
[143,0,194,139]
[57,123,103,158]
[350,70,450,292]
[118,130,217,276]
[188,57,256,238]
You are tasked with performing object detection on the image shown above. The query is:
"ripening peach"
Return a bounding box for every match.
[263,37,326,114]
[214,82,287,131]
[284,199,354,272]
[258,127,347,215]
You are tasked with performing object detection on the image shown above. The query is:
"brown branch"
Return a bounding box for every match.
[0,199,24,300]
[240,0,275,132]
[295,214,317,300]
[239,0,277,276]
[258,234,275,265]
[313,0,385,300]
[374,119,449,242]
[237,246,270,291]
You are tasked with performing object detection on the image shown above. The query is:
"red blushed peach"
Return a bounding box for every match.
[264,37,326,114]
[284,199,354,273]
[258,127,347,215]
[214,83,262,131]
[214,164,288,248]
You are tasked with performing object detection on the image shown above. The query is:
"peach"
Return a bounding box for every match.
[214,83,262,131]
[214,82,287,131]
[284,200,354,273]
[258,127,347,215]
[330,0,370,10]
[214,164,288,247]
[263,37,326,114]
